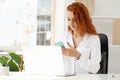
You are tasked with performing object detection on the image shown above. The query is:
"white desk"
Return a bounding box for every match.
[0,72,120,80]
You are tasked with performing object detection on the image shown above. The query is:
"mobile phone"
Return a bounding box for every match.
[54,42,65,48]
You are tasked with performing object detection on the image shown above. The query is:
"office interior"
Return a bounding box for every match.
[0,0,120,74]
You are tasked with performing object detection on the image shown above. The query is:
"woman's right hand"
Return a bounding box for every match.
[61,43,81,60]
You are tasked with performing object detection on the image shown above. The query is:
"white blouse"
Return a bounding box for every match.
[61,31,101,74]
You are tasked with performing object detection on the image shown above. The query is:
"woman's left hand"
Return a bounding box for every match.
[62,42,81,60]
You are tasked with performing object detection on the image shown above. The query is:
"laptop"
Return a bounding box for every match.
[22,45,75,76]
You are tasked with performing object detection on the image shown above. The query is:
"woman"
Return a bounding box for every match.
[61,2,101,74]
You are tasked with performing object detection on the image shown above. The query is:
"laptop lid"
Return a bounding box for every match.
[22,46,67,76]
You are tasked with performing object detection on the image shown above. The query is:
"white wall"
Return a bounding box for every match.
[93,0,120,73]
[94,0,120,17]
[108,45,120,73]
[92,17,113,45]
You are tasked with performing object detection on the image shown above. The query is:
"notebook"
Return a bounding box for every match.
[22,45,75,76]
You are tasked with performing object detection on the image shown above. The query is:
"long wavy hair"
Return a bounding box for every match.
[67,2,97,36]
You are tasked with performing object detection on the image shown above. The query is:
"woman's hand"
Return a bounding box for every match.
[62,42,81,60]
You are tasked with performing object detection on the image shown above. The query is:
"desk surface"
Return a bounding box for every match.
[0,72,120,80]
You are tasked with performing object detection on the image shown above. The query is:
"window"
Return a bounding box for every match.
[37,0,52,45]
[37,0,68,46]
[0,0,68,49]
[0,0,27,51]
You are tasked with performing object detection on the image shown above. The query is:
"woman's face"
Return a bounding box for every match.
[67,10,77,31]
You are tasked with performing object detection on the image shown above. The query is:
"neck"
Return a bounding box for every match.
[72,31,79,37]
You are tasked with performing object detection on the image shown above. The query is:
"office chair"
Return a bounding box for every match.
[97,33,109,74]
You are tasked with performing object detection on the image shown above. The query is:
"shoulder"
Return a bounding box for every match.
[89,34,100,46]
[88,34,99,41]
[84,34,100,43]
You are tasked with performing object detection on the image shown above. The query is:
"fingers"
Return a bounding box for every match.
[62,51,68,56]
[62,48,69,56]
[62,48,67,53]
[62,51,67,56]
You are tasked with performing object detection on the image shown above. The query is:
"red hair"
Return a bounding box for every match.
[67,2,97,36]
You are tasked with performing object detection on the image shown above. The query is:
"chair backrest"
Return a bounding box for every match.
[97,33,109,74]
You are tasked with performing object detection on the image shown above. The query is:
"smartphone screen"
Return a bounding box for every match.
[54,42,65,48]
